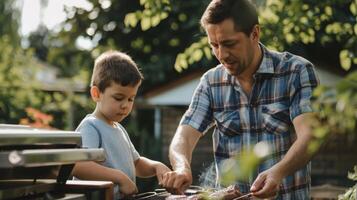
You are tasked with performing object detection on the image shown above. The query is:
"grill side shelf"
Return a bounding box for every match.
[0,148,105,168]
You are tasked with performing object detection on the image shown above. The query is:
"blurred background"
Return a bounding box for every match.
[0,0,356,197]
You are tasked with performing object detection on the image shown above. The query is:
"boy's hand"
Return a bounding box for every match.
[119,177,138,197]
[154,162,171,184]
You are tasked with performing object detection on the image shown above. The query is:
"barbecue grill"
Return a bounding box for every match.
[125,185,251,200]
[122,185,203,200]
[0,125,106,200]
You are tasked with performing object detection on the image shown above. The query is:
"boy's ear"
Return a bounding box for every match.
[90,86,100,102]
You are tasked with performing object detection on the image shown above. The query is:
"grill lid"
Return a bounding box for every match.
[0,129,82,149]
[0,125,105,183]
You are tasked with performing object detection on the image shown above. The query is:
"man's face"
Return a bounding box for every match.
[96,81,140,124]
[206,18,257,76]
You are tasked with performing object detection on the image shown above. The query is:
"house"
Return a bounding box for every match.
[35,59,87,93]
[141,66,356,188]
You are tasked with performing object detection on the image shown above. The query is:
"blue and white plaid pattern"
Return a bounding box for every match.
[181,44,319,199]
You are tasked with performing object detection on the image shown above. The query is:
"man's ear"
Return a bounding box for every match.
[90,86,100,102]
[251,24,260,41]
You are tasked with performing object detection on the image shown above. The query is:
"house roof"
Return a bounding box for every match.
[34,58,87,92]
[143,66,342,106]
[143,71,203,106]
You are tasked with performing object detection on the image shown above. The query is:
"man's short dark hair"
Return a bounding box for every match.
[200,0,259,36]
[91,50,144,92]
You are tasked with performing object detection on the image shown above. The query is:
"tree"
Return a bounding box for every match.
[0,0,83,130]
[0,0,21,46]
[49,0,213,92]
[0,36,40,123]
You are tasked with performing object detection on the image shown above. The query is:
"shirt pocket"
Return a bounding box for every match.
[262,102,291,135]
[214,110,242,136]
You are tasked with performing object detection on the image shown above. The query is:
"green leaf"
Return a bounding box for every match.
[160,12,168,19]
[203,47,212,60]
[308,140,322,154]
[191,49,203,63]
[140,0,147,5]
[141,17,151,31]
[313,127,328,138]
[174,54,188,72]
[324,6,333,16]
[124,13,139,27]
[350,2,357,15]
[151,14,161,27]
[339,50,352,71]
[347,166,357,181]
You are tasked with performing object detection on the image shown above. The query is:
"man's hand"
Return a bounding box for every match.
[250,167,283,199]
[161,168,193,194]
[250,113,315,198]
[165,125,201,194]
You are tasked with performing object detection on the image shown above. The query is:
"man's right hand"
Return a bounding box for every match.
[164,125,201,194]
[161,169,192,194]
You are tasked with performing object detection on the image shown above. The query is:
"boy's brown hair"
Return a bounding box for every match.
[91,50,144,92]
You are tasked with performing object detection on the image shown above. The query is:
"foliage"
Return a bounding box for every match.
[339,166,357,200]
[0,2,89,130]
[309,71,357,153]
[258,0,357,71]
[124,0,171,31]
[0,36,40,123]
[20,107,54,129]
[309,71,357,199]
[0,35,80,129]
[26,25,50,62]
[134,0,357,72]
[174,37,212,73]
[50,0,211,92]
[0,0,20,46]
[220,142,270,185]
[26,27,93,78]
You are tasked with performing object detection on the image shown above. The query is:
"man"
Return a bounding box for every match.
[161,0,319,199]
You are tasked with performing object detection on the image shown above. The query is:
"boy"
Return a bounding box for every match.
[72,50,171,199]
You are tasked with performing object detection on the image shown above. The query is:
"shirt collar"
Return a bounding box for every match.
[255,43,274,76]
[221,43,274,82]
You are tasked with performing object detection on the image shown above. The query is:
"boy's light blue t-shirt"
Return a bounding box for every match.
[75,114,140,198]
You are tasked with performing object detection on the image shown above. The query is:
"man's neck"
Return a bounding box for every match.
[235,44,263,95]
[236,44,263,82]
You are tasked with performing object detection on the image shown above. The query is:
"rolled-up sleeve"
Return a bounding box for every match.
[289,63,319,120]
[180,75,214,134]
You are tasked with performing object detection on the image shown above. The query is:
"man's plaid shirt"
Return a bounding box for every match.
[180,44,319,199]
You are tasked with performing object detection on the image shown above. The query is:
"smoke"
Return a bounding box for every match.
[198,162,217,189]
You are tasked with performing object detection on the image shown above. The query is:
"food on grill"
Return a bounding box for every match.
[166,195,190,200]
[165,185,245,200]
[206,185,243,200]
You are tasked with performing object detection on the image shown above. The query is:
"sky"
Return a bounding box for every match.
[20,0,92,36]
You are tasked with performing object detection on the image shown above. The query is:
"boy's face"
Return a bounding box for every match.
[92,81,140,124]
